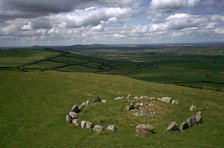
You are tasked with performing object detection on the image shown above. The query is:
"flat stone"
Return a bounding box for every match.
[161,97,172,103]
[81,120,87,128]
[86,121,94,129]
[114,96,125,100]
[93,125,103,132]
[166,121,179,131]
[136,124,155,135]
[107,125,116,132]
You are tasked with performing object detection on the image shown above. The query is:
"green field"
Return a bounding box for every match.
[0,48,224,147]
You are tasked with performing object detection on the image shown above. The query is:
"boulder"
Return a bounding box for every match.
[114,96,124,100]
[93,125,103,132]
[72,119,79,127]
[186,116,197,127]
[171,100,179,105]
[107,125,116,132]
[71,105,81,113]
[86,121,94,129]
[190,105,197,112]
[195,111,202,123]
[69,112,78,119]
[161,97,172,103]
[90,96,102,104]
[127,94,132,99]
[66,115,72,123]
[136,124,154,135]
[166,121,179,131]
[180,122,189,131]
[81,120,87,128]
[127,104,135,111]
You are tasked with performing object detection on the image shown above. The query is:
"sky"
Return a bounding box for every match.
[0,0,224,46]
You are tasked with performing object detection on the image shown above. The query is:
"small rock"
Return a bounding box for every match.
[107,125,116,132]
[86,100,90,105]
[186,116,197,127]
[157,98,161,101]
[69,112,78,119]
[136,124,155,134]
[66,115,72,123]
[161,97,172,103]
[171,100,179,105]
[180,122,189,131]
[81,121,87,128]
[127,104,135,111]
[93,125,103,132]
[101,99,107,103]
[86,121,94,129]
[114,96,124,100]
[140,103,144,106]
[90,96,102,104]
[195,111,202,123]
[71,105,81,113]
[149,97,156,100]
[127,94,132,99]
[134,96,139,99]
[166,121,179,131]
[72,119,79,127]
[134,103,140,110]
[190,105,197,112]
[140,96,148,99]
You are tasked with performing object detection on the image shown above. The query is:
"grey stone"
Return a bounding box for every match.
[81,120,87,128]
[190,105,197,112]
[114,96,125,100]
[72,119,79,127]
[127,94,132,99]
[133,96,139,100]
[195,111,202,123]
[101,99,107,103]
[107,125,116,132]
[86,100,90,105]
[171,100,179,104]
[66,115,72,123]
[166,121,179,131]
[86,121,94,129]
[134,103,140,110]
[93,125,103,132]
[127,104,135,111]
[136,124,154,134]
[71,105,80,113]
[90,96,102,104]
[186,116,197,127]
[180,122,189,131]
[161,97,172,103]
[140,96,148,99]
[69,112,78,119]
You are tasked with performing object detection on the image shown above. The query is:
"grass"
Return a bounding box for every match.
[0,70,223,147]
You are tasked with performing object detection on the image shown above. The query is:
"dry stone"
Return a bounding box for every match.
[127,94,132,99]
[140,96,148,99]
[114,96,124,100]
[171,100,179,104]
[69,112,78,119]
[180,122,189,131]
[90,96,102,104]
[66,115,72,123]
[195,111,202,123]
[93,125,103,132]
[86,121,94,129]
[72,119,79,127]
[107,125,116,132]
[190,105,197,112]
[127,104,135,111]
[161,97,172,103]
[101,100,107,103]
[71,105,80,113]
[166,121,179,131]
[81,121,87,128]
[136,124,154,135]
[186,116,197,127]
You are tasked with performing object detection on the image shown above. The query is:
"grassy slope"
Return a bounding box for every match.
[0,71,223,148]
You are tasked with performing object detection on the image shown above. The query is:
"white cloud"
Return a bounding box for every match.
[150,0,200,11]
